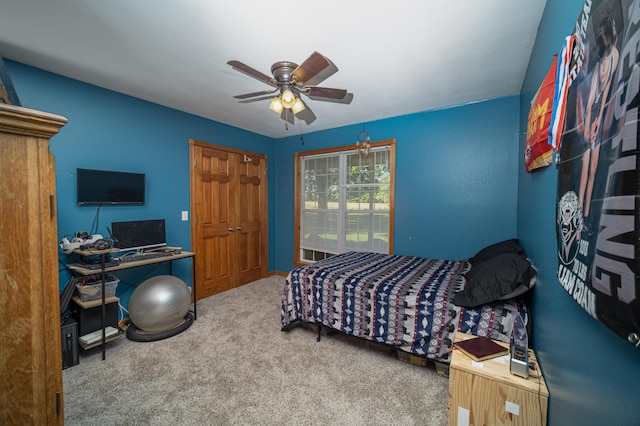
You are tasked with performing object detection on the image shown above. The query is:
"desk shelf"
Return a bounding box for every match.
[66,249,197,360]
[79,330,125,350]
[68,249,195,274]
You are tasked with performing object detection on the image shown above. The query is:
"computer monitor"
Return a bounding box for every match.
[111,219,167,252]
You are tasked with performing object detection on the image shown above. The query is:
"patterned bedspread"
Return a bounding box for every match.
[281,251,528,363]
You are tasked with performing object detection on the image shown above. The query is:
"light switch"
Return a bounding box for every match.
[181,211,188,221]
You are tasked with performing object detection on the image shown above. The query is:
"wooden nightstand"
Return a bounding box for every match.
[448,332,549,426]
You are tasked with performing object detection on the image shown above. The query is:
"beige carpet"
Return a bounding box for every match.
[63,275,449,425]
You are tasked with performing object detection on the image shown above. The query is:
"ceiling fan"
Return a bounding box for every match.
[227,51,353,126]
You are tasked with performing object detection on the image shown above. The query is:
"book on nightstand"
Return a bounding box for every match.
[454,336,509,362]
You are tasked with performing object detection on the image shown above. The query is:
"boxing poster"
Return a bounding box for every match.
[554,0,640,348]
[525,55,556,172]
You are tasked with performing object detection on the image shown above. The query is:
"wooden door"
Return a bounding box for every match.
[190,140,268,299]
[191,143,236,297]
[235,153,267,285]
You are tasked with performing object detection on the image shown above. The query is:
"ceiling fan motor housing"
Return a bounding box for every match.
[271,61,298,87]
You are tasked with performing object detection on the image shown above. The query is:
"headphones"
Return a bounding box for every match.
[60,233,109,254]
[92,238,112,250]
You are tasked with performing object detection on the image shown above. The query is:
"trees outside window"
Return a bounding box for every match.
[294,139,395,264]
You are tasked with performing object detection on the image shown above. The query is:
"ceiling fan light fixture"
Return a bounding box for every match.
[292,97,306,114]
[281,89,296,108]
[269,96,283,113]
[228,52,351,126]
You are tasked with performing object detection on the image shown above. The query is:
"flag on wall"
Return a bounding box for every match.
[555,0,640,349]
[524,55,557,172]
[549,35,579,151]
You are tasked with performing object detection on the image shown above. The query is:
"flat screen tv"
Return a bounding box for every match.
[111,219,166,252]
[77,168,145,205]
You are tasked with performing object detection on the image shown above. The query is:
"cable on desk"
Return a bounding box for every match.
[528,359,545,423]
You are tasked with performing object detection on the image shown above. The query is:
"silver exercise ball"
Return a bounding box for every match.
[129,275,191,333]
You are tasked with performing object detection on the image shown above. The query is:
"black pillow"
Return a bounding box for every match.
[453,252,535,308]
[469,239,523,266]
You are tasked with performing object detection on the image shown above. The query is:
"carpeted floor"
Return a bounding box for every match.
[63,275,449,425]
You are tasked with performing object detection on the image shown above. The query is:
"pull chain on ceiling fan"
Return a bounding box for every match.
[227,51,353,126]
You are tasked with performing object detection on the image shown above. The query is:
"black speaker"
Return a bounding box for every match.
[61,318,79,370]
[71,297,119,337]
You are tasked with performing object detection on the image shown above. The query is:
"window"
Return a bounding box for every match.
[294,138,395,264]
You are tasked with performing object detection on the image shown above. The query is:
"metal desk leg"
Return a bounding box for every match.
[191,255,197,320]
[168,256,196,320]
[100,252,106,361]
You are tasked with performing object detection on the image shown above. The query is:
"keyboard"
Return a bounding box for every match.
[116,251,177,263]
[72,259,121,270]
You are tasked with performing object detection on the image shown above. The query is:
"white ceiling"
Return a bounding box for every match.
[0,0,547,139]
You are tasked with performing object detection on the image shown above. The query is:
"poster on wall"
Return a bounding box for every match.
[554,0,640,348]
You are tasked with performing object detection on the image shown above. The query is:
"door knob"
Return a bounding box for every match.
[236,226,243,231]
[228,227,235,232]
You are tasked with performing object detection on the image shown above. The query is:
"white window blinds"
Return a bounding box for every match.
[300,146,391,261]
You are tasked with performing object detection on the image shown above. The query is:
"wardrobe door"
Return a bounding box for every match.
[0,104,67,425]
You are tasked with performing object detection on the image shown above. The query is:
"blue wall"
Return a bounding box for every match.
[520,0,640,424]
[272,98,520,271]
[8,61,274,309]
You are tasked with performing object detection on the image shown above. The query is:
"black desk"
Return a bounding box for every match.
[67,249,197,359]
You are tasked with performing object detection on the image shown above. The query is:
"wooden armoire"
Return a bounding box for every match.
[0,103,67,425]
[190,140,268,299]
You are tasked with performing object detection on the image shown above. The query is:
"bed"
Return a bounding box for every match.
[281,239,535,365]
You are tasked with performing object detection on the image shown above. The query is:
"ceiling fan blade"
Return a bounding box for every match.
[238,95,274,104]
[292,51,337,86]
[295,103,317,125]
[280,108,295,125]
[305,86,353,104]
[233,88,278,100]
[336,93,354,105]
[227,60,277,87]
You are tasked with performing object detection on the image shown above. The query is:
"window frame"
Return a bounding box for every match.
[294,138,396,266]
